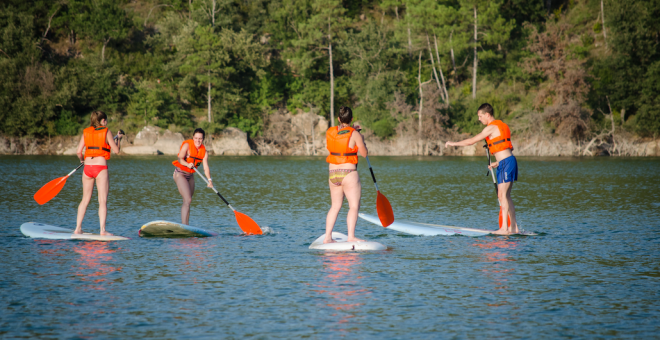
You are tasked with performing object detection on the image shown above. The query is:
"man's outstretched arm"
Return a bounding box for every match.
[445,126,494,147]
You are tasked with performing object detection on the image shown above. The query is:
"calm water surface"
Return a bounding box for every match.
[1,155,659,338]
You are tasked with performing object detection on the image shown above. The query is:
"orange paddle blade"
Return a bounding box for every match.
[234,211,263,235]
[34,176,69,205]
[376,191,395,227]
[498,207,511,229]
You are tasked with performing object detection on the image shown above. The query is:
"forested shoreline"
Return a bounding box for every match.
[1,0,659,156]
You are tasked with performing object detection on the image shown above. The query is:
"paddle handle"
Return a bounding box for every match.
[193,167,234,211]
[365,155,380,192]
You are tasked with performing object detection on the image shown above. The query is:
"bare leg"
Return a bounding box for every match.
[492,181,516,235]
[75,173,96,234]
[505,182,519,233]
[174,172,194,225]
[95,169,112,236]
[342,172,364,242]
[324,180,345,243]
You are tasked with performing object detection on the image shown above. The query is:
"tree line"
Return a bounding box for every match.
[0,0,658,141]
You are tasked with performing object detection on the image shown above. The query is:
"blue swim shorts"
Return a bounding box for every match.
[496,155,518,184]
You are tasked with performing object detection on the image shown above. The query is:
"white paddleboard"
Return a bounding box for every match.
[359,213,537,237]
[139,221,218,237]
[20,222,130,241]
[309,232,387,251]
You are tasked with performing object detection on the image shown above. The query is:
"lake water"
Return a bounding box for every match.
[1,155,659,338]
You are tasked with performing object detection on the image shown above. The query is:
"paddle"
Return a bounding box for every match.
[34,162,84,205]
[193,167,263,235]
[483,142,510,228]
[365,156,395,227]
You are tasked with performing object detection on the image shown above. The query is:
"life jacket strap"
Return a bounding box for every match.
[330,152,358,156]
[87,146,111,152]
[488,138,510,147]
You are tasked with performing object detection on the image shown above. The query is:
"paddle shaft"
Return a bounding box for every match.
[193,167,235,211]
[357,128,381,192]
[365,156,380,192]
[69,162,85,177]
[484,143,501,205]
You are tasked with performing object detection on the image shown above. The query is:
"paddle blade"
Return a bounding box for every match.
[234,211,263,235]
[498,207,511,229]
[376,191,395,227]
[34,176,68,205]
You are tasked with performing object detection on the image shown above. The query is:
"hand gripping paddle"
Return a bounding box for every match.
[193,167,263,235]
[34,162,84,205]
[365,156,395,227]
[483,142,510,229]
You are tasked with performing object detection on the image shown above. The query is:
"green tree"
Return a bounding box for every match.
[342,19,405,137]
[127,80,189,129]
[458,0,514,98]
[288,0,350,125]
[591,0,660,136]
[178,23,265,123]
[0,9,59,136]
[71,0,133,63]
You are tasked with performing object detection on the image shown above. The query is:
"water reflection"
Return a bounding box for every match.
[72,242,122,291]
[169,238,216,284]
[313,253,370,336]
[472,239,518,308]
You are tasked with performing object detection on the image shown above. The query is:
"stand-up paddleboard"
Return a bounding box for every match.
[20,222,130,241]
[139,221,218,237]
[309,232,387,251]
[359,213,536,237]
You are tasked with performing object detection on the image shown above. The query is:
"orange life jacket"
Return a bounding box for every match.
[485,120,513,154]
[83,126,111,160]
[173,139,206,173]
[326,126,359,164]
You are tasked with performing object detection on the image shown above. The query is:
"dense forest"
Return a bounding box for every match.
[1,0,658,144]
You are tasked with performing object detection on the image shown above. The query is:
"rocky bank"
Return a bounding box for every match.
[0,112,658,157]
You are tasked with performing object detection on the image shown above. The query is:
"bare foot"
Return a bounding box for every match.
[100,230,114,236]
[323,238,337,244]
[73,228,83,235]
[491,228,511,235]
[347,237,365,242]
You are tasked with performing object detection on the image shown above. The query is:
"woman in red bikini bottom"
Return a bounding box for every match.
[74,110,123,236]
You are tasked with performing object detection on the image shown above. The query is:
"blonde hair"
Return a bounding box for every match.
[90,111,108,128]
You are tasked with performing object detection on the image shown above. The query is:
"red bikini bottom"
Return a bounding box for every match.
[84,165,108,178]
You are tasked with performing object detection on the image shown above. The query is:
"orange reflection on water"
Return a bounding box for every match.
[473,239,518,263]
[36,239,66,257]
[73,242,122,291]
[312,253,371,335]
[169,238,215,284]
[472,238,520,308]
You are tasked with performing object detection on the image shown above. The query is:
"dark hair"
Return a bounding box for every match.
[477,103,494,117]
[193,128,205,140]
[90,110,107,128]
[338,106,353,124]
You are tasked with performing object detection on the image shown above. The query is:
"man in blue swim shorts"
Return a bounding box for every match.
[444,103,520,234]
